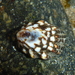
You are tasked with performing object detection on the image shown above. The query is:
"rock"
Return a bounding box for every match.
[0,0,75,75]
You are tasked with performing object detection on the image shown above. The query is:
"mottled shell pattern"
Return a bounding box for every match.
[16,20,65,59]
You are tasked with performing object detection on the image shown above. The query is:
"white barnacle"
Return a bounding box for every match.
[22,48,27,54]
[41,52,47,59]
[51,30,56,35]
[45,21,48,24]
[50,36,56,42]
[37,20,44,25]
[47,46,53,51]
[42,30,46,34]
[47,31,50,37]
[42,38,47,45]
[26,26,33,30]
[45,27,51,31]
[49,42,54,47]
[43,44,47,48]
[27,22,32,26]
[35,47,41,53]
[52,26,57,30]
[29,49,35,58]
[33,24,39,27]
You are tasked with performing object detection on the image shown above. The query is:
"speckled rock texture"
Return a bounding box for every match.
[60,0,75,36]
[0,0,75,75]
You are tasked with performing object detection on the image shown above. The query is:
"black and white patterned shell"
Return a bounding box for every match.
[16,20,65,59]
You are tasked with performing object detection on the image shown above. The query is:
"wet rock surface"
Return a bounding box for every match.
[60,0,75,36]
[0,0,75,75]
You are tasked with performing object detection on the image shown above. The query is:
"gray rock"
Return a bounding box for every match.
[0,0,75,75]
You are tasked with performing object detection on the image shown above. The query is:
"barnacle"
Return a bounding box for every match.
[16,20,65,59]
